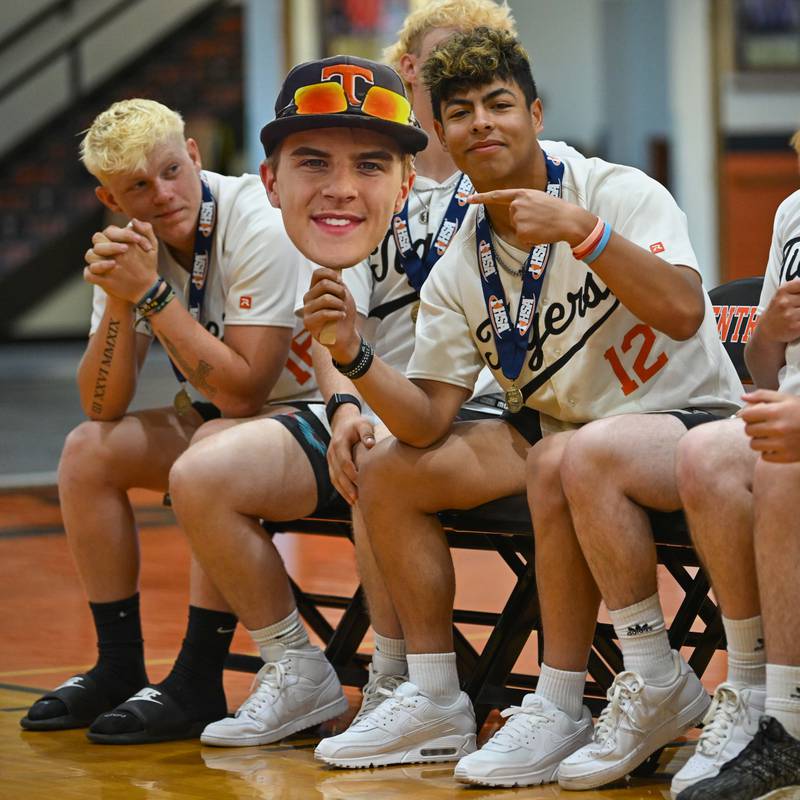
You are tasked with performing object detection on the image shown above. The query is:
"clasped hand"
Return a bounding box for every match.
[84,219,159,305]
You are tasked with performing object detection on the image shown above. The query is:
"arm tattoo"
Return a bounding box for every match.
[161,334,218,398]
[91,318,120,415]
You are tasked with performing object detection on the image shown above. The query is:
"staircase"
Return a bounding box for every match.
[0,1,243,337]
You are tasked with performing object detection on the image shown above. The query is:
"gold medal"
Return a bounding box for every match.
[174,387,193,416]
[410,300,420,324]
[505,383,524,413]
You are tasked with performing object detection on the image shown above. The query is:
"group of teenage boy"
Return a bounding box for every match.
[19,1,800,797]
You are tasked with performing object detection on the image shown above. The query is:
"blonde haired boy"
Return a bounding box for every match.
[21,98,327,743]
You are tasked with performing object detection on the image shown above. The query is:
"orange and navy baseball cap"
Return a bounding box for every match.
[260,55,428,156]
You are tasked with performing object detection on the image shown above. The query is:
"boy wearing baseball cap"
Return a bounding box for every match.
[160,55,426,748]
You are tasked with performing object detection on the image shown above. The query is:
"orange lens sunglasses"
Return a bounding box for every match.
[289,81,412,125]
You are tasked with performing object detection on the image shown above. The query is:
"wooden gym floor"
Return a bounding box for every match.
[0,485,725,799]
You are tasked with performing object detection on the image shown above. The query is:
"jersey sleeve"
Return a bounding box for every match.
[594,166,700,274]
[406,251,485,392]
[342,260,372,317]
[88,285,107,336]
[219,181,301,329]
[758,200,788,314]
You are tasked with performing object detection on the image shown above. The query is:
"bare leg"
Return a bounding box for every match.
[527,431,600,671]
[169,416,319,630]
[58,406,201,602]
[561,414,688,609]
[358,419,529,654]
[753,458,800,666]
[677,417,760,618]
[352,504,403,639]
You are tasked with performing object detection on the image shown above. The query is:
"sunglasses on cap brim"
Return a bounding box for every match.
[280,81,413,126]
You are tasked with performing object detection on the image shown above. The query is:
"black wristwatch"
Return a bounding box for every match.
[325,393,362,425]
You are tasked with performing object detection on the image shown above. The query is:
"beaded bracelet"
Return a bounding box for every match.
[136,280,174,318]
[332,338,374,380]
[135,277,164,307]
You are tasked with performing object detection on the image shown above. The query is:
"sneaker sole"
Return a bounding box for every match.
[200,694,350,747]
[558,689,711,790]
[315,732,477,768]
[453,760,559,787]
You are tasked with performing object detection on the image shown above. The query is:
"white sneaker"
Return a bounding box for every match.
[453,694,593,787]
[314,681,476,768]
[351,664,407,727]
[200,645,349,747]
[558,651,710,790]
[669,683,765,797]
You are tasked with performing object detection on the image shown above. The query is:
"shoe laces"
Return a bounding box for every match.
[352,666,407,725]
[696,683,748,757]
[353,683,420,729]
[491,696,554,746]
[593,671,643,746]
[239,660,290,718]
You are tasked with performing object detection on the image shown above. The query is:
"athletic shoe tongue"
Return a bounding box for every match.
[262,643,287,663]
[395,682,419,699]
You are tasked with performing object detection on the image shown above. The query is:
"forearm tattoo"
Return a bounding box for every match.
[91,318,120,415]
[161,334,218,398]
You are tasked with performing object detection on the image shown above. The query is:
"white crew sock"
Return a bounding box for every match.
[407,652,460,701]
[609,593,676,684]
[249,608,311,663]
[372,632,407,676]
[535,663,587,721]
[722,614,766,688]
[766,663,800,740]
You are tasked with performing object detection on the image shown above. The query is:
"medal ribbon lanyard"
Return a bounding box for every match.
[168,173,216,392]
[391,172,474,294]
[475,154,564,385]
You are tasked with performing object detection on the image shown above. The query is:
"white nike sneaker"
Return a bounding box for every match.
[669,683,765,797]
[453,694,593,787]
[558,651,711,790]
[314,681,476,768]
[351,664,407,727]
[200,645,349,747]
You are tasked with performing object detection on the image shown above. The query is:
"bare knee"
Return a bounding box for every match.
[527,435,570,515]
[169,443,218,529]
[58,419,115,487]
[676,420,752,510]
[358,439,418,535]
[560,420,618,503]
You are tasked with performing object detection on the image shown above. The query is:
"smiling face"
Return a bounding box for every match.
[434,78,543,191]
[261,127,413,269]
[95,137,203,259]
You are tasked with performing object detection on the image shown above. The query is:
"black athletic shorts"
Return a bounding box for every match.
[192,401,222,422]
[271,403,344,514]
[460,394,545,446]
[659,408,725,430]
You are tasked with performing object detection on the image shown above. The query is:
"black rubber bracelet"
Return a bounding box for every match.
[325,393,362,425]
[332,338,374,380]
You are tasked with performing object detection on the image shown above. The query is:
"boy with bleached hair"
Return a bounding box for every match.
[21,98,326,744]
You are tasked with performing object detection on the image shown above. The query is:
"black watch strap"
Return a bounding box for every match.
[325,393,362,425]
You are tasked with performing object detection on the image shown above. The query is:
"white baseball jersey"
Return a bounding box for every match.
[408,156,743,433]
[757,188,800,395]
[91,170,319,405]
[339,139,584,407]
